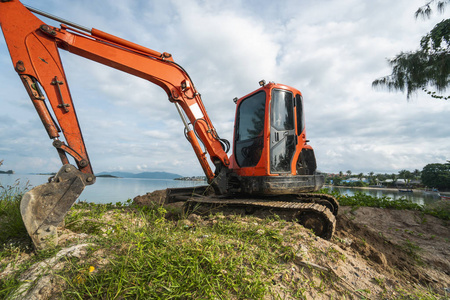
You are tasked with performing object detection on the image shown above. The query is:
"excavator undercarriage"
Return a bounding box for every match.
[164,186,338,240]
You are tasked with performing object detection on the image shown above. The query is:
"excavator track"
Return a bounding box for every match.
[294,193,339,216]
[184,196,336,240]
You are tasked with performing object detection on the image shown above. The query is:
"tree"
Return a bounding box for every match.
[346,170,352,177]
[399,169,413,186]
[333,177,342,186]
[413,169,422,179]
[368,171,375,185]
[421,162,450,189]
[357,172,364,181]
[372,0,450,100]
[391,173,398,184]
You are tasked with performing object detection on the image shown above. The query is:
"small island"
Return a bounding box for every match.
[0,170,14,174]
[96,174,119,178]
[34,172,56,176]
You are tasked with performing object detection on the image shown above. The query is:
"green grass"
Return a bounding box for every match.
[319,188,450,221]
[0,181,34,298]
[60,205,296,299]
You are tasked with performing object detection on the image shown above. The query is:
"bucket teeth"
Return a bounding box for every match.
[20,164,92,249]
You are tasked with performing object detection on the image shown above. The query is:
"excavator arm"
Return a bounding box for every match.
[56,25,231,180]
[0,0,230,248]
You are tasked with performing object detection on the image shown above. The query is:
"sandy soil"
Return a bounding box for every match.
[2,190,449,299]
[333,206,449,298]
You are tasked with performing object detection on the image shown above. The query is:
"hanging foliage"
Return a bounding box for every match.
[373,1,449,100]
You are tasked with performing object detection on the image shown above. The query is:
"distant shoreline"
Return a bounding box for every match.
[326,185,450,196]
[325,185,411,192]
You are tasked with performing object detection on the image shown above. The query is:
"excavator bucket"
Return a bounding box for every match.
[20,164,93,249]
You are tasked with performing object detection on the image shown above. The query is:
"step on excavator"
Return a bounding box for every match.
[0,0,338,249]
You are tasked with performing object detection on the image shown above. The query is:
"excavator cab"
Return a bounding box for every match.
[229,81,323,195]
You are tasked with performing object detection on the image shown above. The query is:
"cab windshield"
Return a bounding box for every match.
[234,91,266,167]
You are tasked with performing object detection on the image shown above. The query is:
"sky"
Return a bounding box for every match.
[0,0,449,176]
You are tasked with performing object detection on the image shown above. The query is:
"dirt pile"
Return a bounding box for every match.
[334,207,449,298]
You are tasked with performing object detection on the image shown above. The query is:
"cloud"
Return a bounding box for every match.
[1,0,448,177]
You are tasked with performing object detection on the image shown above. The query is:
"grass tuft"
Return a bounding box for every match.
[0,181,32,247]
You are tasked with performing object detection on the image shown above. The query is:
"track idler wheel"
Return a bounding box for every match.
[296,210,334,240]
[20,164,95,249]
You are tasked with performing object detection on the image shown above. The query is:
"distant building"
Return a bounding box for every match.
[342,177,368,183]
[383,178,422,188]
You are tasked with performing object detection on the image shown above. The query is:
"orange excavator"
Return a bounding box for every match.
[0,0,338,249]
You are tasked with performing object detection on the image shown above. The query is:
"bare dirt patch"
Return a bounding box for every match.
[335,206,449,296]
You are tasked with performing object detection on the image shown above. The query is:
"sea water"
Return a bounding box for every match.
[0,173,206,204]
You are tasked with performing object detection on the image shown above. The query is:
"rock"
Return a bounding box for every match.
[179,219,192,227]
[369,250,388,267]
[133,190,167,206]
[188,214,202,223]
[9,244,91,300]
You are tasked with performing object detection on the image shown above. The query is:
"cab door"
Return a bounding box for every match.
[270,89,296,174]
